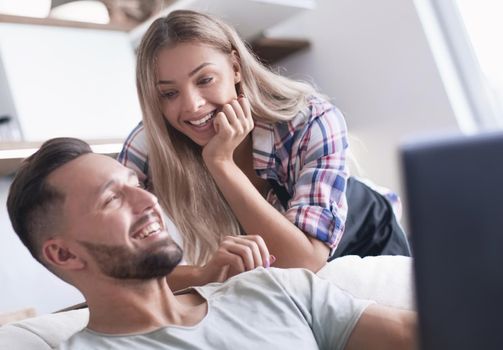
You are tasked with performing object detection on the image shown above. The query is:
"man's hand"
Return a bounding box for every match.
[199,234,274,283]
[202,96,253,164]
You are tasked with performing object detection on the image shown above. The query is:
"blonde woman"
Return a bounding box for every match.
[119,10,409,291]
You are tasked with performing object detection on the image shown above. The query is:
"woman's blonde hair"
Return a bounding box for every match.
[136,10,319,265]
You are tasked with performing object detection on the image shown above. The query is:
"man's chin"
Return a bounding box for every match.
[81,237,184,280]
[125,242,183,280]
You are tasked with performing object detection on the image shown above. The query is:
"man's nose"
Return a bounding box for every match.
[130,186,158,214]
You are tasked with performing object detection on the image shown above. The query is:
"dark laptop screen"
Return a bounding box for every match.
[401,131,503,350]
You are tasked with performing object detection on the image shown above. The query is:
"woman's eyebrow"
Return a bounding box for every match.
[188,62,213,77]
[157,62,214,85]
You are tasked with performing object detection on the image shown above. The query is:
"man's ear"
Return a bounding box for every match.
[42,238,85,271]
[230,50,242,84]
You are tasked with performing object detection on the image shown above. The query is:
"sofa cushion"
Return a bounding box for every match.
[317,255,414,310]
[0,308,88,349]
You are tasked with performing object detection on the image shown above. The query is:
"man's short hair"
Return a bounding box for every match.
[7,138,92,265]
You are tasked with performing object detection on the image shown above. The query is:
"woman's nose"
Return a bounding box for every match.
[182,88,205,113]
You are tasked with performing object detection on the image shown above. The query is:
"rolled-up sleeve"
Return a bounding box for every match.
[285,106,349,254]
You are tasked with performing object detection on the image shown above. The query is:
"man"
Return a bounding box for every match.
[7,138,416,349]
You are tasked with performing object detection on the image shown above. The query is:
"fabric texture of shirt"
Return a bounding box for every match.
[118,96,350,255]
[57,267,373,350]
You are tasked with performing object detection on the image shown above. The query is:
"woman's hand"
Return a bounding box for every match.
[202,96,254,164]
[199,234,274,284]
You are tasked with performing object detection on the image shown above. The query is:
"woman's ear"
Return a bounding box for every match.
[42,238,85,271]
[230,50,242,84]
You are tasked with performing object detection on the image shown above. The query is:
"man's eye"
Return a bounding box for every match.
[198,77,213,85]
[104,194,119,206]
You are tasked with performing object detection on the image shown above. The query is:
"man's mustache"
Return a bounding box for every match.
[129,213,161,236]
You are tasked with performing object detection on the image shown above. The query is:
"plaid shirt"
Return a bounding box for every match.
[118,96,350,254]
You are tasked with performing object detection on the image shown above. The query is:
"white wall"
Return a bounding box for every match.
[269,0,460,204]
[0,23,141,142]
[0,178,84,315]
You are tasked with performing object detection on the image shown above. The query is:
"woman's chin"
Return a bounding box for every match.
[187,129,216,147]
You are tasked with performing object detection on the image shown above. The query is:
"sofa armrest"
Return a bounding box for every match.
[0,308,88,349]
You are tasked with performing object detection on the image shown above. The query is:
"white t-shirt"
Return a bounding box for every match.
[58,267,373,350]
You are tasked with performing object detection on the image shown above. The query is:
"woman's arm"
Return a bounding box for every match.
[204,157,329,272]
[203,97,347,272]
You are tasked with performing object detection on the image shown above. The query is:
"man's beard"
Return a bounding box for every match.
[78,237,183,280]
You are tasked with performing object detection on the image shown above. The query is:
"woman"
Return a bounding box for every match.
[119,10,407,290]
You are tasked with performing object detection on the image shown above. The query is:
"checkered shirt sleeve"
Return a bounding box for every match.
[283,105,349,252]
[117,122,150,188]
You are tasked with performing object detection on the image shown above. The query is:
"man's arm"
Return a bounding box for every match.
[345,304,417,350]
[268,267,417,350]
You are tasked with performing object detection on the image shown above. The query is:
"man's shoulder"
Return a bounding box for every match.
[195,267,317,299]
[57,329,103,350]
[58,327,166,350]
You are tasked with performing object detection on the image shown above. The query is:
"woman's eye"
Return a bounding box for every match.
[160,90,178,99]
[198,77,213,85]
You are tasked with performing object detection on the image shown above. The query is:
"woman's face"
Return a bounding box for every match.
[155,42,241,146]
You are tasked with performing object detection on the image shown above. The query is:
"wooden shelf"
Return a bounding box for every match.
[0,14,130,31]
[250,37,311,65]
[0,139,124,177]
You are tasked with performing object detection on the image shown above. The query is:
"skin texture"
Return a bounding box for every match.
[156,42,329,274]
[346,305,417,350]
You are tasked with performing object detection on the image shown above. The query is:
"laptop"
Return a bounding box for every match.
[401,131,503,350]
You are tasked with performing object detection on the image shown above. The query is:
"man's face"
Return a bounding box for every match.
[48,153,182,279]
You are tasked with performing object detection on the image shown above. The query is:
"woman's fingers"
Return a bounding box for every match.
[238,236,264,267]
[229,99,245,121]
[220,235,271,270]
[221,237,256,271]
[236,235,270,268]
[215,247,247,272]
[237,95,252,119]
[220,97,252,135]
[221,103,241,131]
[203,96,253,162]
[213,111,230,135]
[203,235,274,283]
[232,97,253,131]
